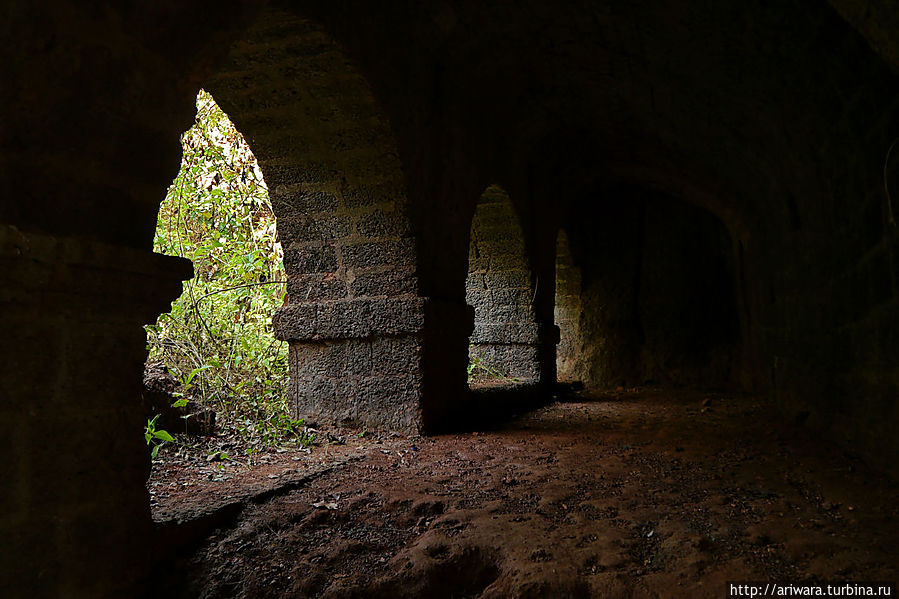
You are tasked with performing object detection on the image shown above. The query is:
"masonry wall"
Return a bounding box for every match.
[554,231,585,384]
[465,186,540,382]
[0,3,233,595]
[204,9,428,432]
[752,111,899,469]
[0,225,192,597]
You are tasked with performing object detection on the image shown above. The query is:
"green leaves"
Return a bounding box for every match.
[183,365,212,387]
[206,450,230,462]
[145,414,174,460]
[467,351,507,382]
[153,430,175,442]
[145,89,296,450]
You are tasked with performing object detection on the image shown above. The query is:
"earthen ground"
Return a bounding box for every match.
[153,389,899,598]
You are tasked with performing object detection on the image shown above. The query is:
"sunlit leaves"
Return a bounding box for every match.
[146,90,298,448]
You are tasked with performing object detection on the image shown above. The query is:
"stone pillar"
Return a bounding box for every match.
[0,224,191,598]
[274,296,424,433]
[267,179,425,433]
[275,296,474,434]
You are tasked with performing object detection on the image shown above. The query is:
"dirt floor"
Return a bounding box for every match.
[152,389,899,598]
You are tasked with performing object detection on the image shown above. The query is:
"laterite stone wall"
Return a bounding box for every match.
[554,230,586,384]
[205,9,426,432]
[465,186,540,382]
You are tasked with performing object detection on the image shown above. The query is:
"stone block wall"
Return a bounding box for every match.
[555,230,586,383]
[0,225,191,596]
[275,299,425,431]
[465,186,540,381]
[205,10,427,432]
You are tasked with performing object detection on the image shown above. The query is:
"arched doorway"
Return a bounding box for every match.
[465,185,540,386]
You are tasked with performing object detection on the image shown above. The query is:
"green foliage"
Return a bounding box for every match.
[467,351,503,381]
[146,90,303,447]
[252,413,316,448]
[145,415,174,459]
[467,349,520,383]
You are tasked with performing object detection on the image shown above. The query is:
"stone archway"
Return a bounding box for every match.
[203,8,425,433]
[465,185,540,384]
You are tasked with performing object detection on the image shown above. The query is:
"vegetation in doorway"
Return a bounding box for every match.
[467,349,519,384]
[146,90,313,451]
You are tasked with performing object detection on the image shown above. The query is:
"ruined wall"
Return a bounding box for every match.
[465,186,540,382]
[755,129,899,468]
[0,226,192,597]
[0,2,237,595]
[559,191,741,390]
[298,0,899,464]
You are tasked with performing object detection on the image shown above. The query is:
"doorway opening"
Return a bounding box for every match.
[556,191,741,390]
[464,185,540,388]
[144,90,311,467]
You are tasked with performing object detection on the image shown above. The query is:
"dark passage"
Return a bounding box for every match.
[558,190,741,391]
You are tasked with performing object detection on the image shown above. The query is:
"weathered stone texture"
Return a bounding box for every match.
[203,9,427,433]
[0,225,191,597]
[289,337,422,432]
[465,186,541,382]
[274,298,426,342]
[555,230,586,384]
